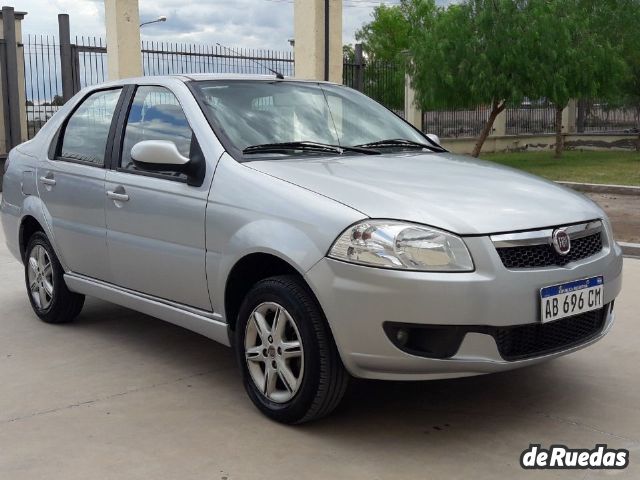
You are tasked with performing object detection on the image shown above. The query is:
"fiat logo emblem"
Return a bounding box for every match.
[552,229,571,255]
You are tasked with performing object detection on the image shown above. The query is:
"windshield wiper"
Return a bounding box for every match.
[243,141,380,156]
[355,138,445,152]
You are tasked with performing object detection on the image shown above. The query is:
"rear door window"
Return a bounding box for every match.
[59,88,122,166]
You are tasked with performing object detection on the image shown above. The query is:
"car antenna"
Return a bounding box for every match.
[216,43,285,80]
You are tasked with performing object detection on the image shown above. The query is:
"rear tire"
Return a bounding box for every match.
[235,275,348,424]
[24,232,85,324]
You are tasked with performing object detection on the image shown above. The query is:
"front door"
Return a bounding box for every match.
[104,85,211,311]
[38,87,123,281]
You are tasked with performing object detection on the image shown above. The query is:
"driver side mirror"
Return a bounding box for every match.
[131,140,190,169]
[130,140,205,187]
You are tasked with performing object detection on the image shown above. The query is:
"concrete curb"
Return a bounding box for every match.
[620,242,640,258]
[558,181,640,196]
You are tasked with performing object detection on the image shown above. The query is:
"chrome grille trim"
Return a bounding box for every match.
[490,220,603,248]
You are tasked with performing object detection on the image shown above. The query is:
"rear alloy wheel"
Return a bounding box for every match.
[24,232,85,324]
[236,275,348,424]
[27,244,54,311]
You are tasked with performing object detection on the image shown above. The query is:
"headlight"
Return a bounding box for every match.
[328,220,474,272]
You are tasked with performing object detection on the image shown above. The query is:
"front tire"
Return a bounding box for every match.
[235,275,348,424]
[24,232,85,324]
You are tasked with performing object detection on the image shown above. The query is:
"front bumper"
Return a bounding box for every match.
[305,233,623,381]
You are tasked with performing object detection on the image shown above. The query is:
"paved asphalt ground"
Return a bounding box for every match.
[1,225,639,480]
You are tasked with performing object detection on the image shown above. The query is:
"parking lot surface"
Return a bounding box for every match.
[586,193,640,243]
[1,225,639,479]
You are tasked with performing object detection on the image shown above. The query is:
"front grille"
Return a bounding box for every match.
[497,232,602,268]
[493,305,608,361]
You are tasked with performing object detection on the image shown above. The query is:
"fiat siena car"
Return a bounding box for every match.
[1,75,623,423]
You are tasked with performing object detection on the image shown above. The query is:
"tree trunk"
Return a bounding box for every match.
[554,104,564,158]
[472,100,505,158]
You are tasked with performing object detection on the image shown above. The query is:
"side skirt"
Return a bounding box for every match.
[64,273,230,347]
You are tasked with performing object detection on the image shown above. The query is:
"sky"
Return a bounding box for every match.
[15,0,410,51]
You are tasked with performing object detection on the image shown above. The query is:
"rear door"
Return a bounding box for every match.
[38,87,124,281]
[104,84,211,310]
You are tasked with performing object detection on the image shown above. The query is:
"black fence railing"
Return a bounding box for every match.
[142,41,295,77]
[21,30,640,141]
[578,100,640,133]
[423,107,491,138]
[74,36,108,89]
[343,57,404,113]
[23,34,63,139]
[22,34,296,139]
[506,100,555,135]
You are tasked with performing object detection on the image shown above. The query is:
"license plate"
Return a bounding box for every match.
[540,276,603,323]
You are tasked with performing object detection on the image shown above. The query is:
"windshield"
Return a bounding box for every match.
[191,80,433,158]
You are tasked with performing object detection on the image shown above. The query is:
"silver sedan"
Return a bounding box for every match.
[1,75,623,423]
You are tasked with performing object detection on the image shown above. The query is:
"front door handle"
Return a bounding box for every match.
[106,190,129,202]
[39,175,56,186]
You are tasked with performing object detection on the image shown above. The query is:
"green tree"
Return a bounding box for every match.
[51,95,65,107]
[584,0,640,150]
[529,0,628,156]
[408,0,538,157]
[355,3,411,62]
[355,2,413,111]
[343,44,355,62]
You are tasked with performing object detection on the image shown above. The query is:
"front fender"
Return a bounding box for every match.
[205,154,366,315]
[216,218,326,285]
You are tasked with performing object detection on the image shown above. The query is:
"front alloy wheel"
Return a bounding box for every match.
[236,275,349,424]
[245,302,304,403]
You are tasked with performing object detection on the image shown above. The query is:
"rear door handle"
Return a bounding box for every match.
[106,190,129,202]
[39,176,56,186]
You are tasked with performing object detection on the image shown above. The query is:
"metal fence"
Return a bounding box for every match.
[343,55,404,113]
[20,29,640,141]
[578,100,640,133]
[425,100,640,137]
[142,41,294,77]
[22,34,296,139]
[23,34,63,138]
[74,36,108,88]
[423,107,492,138]
[424,101,557,137]
[506,100,556,135]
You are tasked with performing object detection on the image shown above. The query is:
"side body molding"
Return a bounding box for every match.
[64,273,230,346]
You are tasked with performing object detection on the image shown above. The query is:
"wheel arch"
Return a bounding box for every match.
[224,252,310,333]
[19,215,45,261]
[18,196,67,269]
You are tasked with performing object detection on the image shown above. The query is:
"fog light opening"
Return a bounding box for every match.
[395,328,409,347]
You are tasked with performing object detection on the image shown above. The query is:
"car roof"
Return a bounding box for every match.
[182,73,334,84]
[84,74,340,90]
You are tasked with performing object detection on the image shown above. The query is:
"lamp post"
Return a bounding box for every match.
[140,16,166,27]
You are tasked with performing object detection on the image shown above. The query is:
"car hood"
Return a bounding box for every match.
[245,152,602,235]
